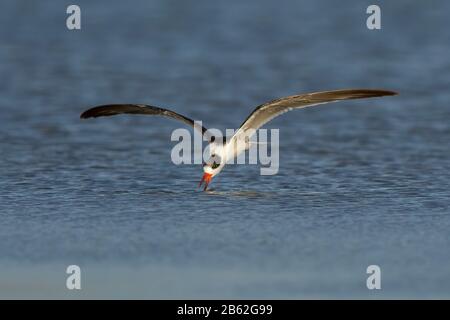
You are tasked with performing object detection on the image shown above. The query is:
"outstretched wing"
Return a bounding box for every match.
[226,89,397,159]
[80,104,213,141]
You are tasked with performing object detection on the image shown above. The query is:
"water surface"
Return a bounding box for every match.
[0,0,449,298]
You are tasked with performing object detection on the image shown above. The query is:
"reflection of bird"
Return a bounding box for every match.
[80,89,397,191]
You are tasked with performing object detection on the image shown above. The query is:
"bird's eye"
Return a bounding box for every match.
[212,162,220,169]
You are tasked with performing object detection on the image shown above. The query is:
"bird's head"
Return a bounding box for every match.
[199,154,222,191]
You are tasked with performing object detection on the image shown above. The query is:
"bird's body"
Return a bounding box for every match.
[81,89,397,190]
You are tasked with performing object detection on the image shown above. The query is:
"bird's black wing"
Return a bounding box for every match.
[227,89,397,158]
[237,89,397,134]
[80,104,212,141]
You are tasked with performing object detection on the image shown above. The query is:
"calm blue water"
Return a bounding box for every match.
[0,0,449,298]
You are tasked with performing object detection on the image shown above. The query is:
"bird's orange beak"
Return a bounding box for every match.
[198,173,213,191]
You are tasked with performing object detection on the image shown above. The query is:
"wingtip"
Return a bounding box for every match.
[79,111,91,119]
[353,89,399,99]
[384,90,399,96]
[360,89,398,97]
[80,107,102,119]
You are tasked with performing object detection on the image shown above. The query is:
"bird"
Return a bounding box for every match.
[80,89,397,191]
